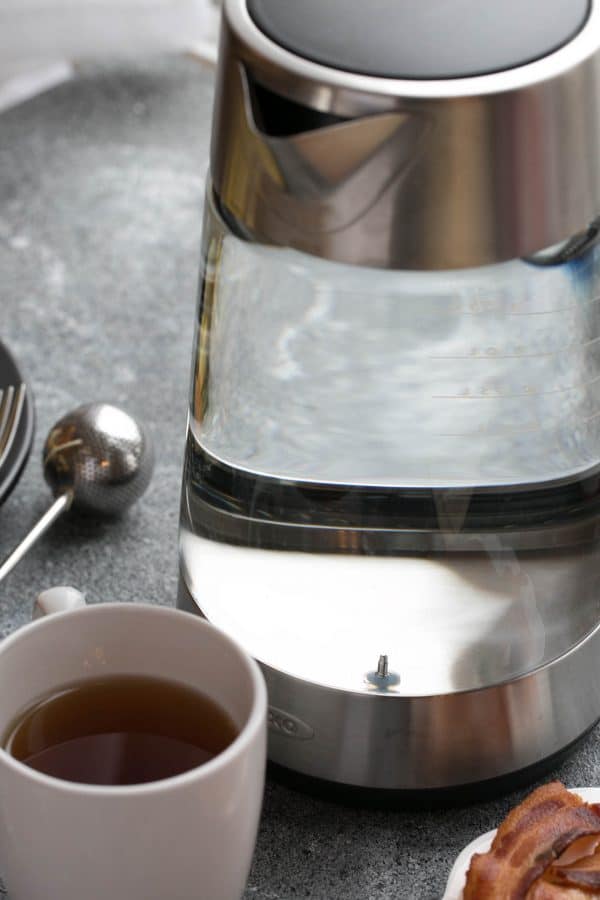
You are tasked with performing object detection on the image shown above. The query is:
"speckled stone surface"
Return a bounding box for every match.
[1,57,600,900]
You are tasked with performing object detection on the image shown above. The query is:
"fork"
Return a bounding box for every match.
[0,384,26,472]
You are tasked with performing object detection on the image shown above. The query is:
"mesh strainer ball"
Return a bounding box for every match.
[43,403,154,515]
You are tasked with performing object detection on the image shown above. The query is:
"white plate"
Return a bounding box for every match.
[443,787,600,900]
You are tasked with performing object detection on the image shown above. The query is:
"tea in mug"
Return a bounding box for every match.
[2,675,238,785]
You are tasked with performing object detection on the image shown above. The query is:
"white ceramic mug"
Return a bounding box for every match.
[0,588,267,900]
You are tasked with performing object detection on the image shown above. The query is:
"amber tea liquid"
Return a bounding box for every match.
[2,675,238,786]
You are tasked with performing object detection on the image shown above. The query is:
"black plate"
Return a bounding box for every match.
[0,340,35,506]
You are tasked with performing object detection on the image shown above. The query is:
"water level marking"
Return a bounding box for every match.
[432,373,600,400]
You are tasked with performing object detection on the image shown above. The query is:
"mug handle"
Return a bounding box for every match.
[33,586,87,620]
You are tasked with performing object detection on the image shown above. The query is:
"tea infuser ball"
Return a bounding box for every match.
[43,402,154,516]
[0,402,154,584]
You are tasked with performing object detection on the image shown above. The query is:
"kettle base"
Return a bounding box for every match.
[266,726,598,807]
[178,570,600,793]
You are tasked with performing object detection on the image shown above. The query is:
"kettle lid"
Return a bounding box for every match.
[211,0,600,270]
[247,0,590,81]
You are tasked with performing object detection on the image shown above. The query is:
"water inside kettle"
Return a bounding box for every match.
[191,204,600,491]
[179,198,600,695]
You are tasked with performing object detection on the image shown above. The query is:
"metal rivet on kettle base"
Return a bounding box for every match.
[365,655,401,692]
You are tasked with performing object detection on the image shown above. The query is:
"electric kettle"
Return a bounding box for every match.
[179,0,600,793]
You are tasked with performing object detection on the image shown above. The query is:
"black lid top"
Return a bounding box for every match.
[247,0,591,80]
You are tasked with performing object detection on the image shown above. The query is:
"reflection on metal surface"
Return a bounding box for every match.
[212,0,600,269]
[180,531,600,697]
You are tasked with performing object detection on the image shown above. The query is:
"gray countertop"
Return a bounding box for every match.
[1,57,600,900]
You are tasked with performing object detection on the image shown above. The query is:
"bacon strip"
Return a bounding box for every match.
[548,848,600,890]
[463,783,600,899]
[552,868,600,888]
[526,882,595,899]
